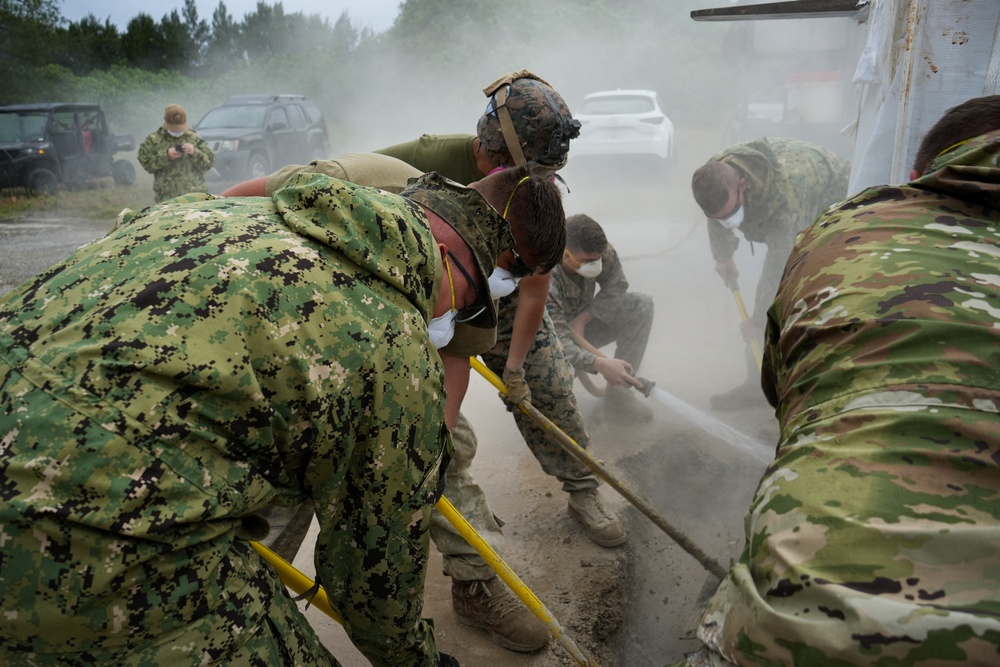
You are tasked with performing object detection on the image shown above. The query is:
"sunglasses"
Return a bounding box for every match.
[508,247,536,278]
[446,251,490,324]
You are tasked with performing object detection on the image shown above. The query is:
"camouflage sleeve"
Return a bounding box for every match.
[587,246,628,324]
[137,131,170,174]
[308,346,448,667]
[266,163,315,196]
[190,134,215,171]
[546,269,596,372]
[706,218,739,262]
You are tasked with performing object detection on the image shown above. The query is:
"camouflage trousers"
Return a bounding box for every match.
[582,291,653,370]
[433,310,599,581]
[483,309,599,491]
[430,412,507,581]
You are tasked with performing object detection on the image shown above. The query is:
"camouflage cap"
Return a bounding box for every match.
[401,172,514,329]
[163,104,187,133]
[477,71,581,170]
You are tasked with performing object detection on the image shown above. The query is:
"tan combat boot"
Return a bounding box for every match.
[568,488,627,547]
[605,384,654,423]
[452,576,549,652]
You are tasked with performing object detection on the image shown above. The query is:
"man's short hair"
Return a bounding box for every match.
[565,214,608,255]
[691,162,738,217]
[913,95,1000,175]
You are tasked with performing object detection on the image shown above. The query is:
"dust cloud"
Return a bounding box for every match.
[28,2,869,663]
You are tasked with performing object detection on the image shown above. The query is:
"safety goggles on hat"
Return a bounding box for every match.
[482,71,581,169]
[506,247,536,278]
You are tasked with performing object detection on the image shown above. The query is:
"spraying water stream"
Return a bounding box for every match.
[647,386,774,464]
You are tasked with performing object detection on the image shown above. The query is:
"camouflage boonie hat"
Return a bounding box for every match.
[401,172,514,329]
[477,70,581,170]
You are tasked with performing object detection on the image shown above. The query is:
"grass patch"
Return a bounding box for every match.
[0,173,157,222]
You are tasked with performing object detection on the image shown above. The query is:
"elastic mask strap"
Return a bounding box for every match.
[503,176,531,218]
[444,253,457,311]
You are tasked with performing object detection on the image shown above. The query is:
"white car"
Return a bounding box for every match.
[571,89,675,163]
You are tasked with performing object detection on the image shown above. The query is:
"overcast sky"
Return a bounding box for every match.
[60,0,402,33]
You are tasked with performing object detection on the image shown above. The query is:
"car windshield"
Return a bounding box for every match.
[579,96,656,115]
[0,112,50,143]
[196,105,267,129]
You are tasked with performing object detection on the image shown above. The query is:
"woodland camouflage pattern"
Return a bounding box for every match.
[675,131,1000,666]
[0,174,462,666]
[137,127,215,202]
[476,76,577,167]
[705,137,850,325]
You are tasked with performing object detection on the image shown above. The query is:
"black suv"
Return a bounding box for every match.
[0,103,136,195]
[194,94,331,181]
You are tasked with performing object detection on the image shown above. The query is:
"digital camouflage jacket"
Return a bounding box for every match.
[137,127,215,202]
[547,246,630,371]
[679,131,1000,666]
[0,175,453,667]
[705,137,850,321]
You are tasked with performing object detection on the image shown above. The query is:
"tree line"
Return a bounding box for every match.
[0,0,732,148]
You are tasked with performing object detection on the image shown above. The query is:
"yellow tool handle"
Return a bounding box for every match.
[251,496,599,666]
[435,496,598,666]
[249,540,343,624]
[731,287,763,370]
[470,356,729,580]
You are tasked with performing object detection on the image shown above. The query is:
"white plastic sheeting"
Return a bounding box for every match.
[849,0,1000,191]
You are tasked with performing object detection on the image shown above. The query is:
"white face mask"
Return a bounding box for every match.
[166,129,185,138]
[488,267,521,299]
[575,258,603,279]
[427,310,458,349]
[717,206,744,230]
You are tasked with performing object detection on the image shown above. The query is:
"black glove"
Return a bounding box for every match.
[438,652,460,667]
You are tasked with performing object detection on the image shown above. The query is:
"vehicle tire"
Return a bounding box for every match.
[112,159,136,185]
[27,168,58,196]
[247,153,269,179]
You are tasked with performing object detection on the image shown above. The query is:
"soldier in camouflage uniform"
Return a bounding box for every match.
[0,167,558,666]
[137,104,215,203]
[691,137,850,409]
[672,96,1000,666]
[547,213,654,422]
[226,146,576,653]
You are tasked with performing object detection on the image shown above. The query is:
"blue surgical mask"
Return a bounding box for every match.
[488,267,521,299]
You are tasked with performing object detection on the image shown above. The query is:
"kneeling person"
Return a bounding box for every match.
[547,213,654,422]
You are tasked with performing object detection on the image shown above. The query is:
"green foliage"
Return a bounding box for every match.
[3,0,733,173]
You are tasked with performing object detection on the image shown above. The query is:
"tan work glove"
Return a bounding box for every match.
[501,366,531,408]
